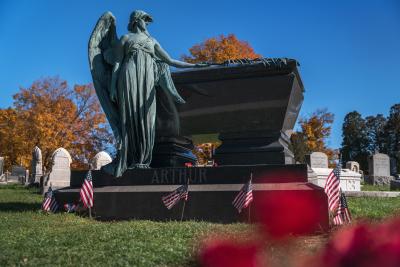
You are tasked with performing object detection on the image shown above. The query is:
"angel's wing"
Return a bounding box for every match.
[88,12,121,145]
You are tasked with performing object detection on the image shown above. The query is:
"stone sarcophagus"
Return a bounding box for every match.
[171,58,304,165]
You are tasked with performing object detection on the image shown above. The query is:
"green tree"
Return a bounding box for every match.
[365,114,387,154]
[341,111,369,171]
[386,104,400,169]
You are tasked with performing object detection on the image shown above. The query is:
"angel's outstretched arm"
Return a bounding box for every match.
[154,40,207,68]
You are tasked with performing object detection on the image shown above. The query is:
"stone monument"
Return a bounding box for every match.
[307,155,361,192]
[91,151,112,170]
[45,148,72,190]
[346,161,360,173]
[30,146,43,184]
[0,157,4,177]
[308,167,361,192]
[306,152,329,169]
[8,165,26,184]
[366,153,393,185]
[55,11,329,234]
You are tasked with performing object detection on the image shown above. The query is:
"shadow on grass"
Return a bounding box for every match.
[0,202,40,212]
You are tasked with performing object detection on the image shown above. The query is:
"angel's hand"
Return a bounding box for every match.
[195,63,210,68]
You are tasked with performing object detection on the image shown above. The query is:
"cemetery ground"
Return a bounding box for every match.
[1,185,400,266]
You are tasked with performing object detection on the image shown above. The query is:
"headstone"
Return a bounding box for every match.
[11,165,26,177]
[8,165,26,184]
[0,157,4,176]
[31,146,43,184]
[346,161,360,173]
[25,170,29,185]
[390,157,398,178]
[366,153,393,185]
[369,153,390,177]
[90,151,112,170]
[45,148,72,190]
[306,152,328,169]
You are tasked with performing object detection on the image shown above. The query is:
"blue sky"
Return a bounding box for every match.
[0,0,399,148]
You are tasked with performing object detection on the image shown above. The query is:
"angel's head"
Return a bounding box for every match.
[128,10,153,32]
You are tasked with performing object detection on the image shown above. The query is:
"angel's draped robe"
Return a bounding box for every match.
[114,37,158,174]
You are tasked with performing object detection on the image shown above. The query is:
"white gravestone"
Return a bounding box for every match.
[0,157,4,177]
[45,148,72,190]
[90,151,112,170]
[308,167,361,192]
[346,161,360,173]
[306,152,329,168]
[367,153,393,185]
[31,146,43,184]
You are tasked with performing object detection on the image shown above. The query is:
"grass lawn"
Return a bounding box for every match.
[1,185,400,266]
[361,183,391,191]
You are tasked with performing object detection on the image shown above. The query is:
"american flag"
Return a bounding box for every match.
[80,170,94,209]
[333,190,352,225]
[42,186,58,213]
[64,203,77,213]
[162,184,189,210]
[232,178,253,213]
[324,159,341,213]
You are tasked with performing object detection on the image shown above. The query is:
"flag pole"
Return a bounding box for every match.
[180,177,190,222]
[248,173,253,223]
[180,200,186,222]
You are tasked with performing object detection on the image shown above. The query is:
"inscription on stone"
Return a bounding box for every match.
[151,168,207,184]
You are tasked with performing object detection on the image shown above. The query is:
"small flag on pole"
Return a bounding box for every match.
[333,190,352,225]
[233,177,253,213]
[324,158,341,213]
[64,203,77,213]
[162,184,189,210]
[42,186,58,213]
[80,170,94,209]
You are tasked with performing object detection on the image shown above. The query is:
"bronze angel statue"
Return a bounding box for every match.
[88,10,206,177]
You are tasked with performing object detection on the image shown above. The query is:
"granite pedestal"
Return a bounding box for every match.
[56,164,328,233]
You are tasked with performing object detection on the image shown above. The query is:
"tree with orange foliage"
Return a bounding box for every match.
[290,109,336,165]
[0,77,112,171]
[181,34,261,64]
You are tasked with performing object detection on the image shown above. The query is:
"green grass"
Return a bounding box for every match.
[348,196,400,220]
[0,185,247,267]
[1,185,400,266]
[361,184,391,191]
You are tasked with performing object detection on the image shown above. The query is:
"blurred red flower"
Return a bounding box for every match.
[312,218,400,267]
[198,239,262,267]
[253,191,325,239]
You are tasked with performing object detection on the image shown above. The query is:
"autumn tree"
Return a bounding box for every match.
[341,111,369,171]
[290,109,335,164]
[0,108,27,169]
[0,77,112,171]
[181,34,261,64]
